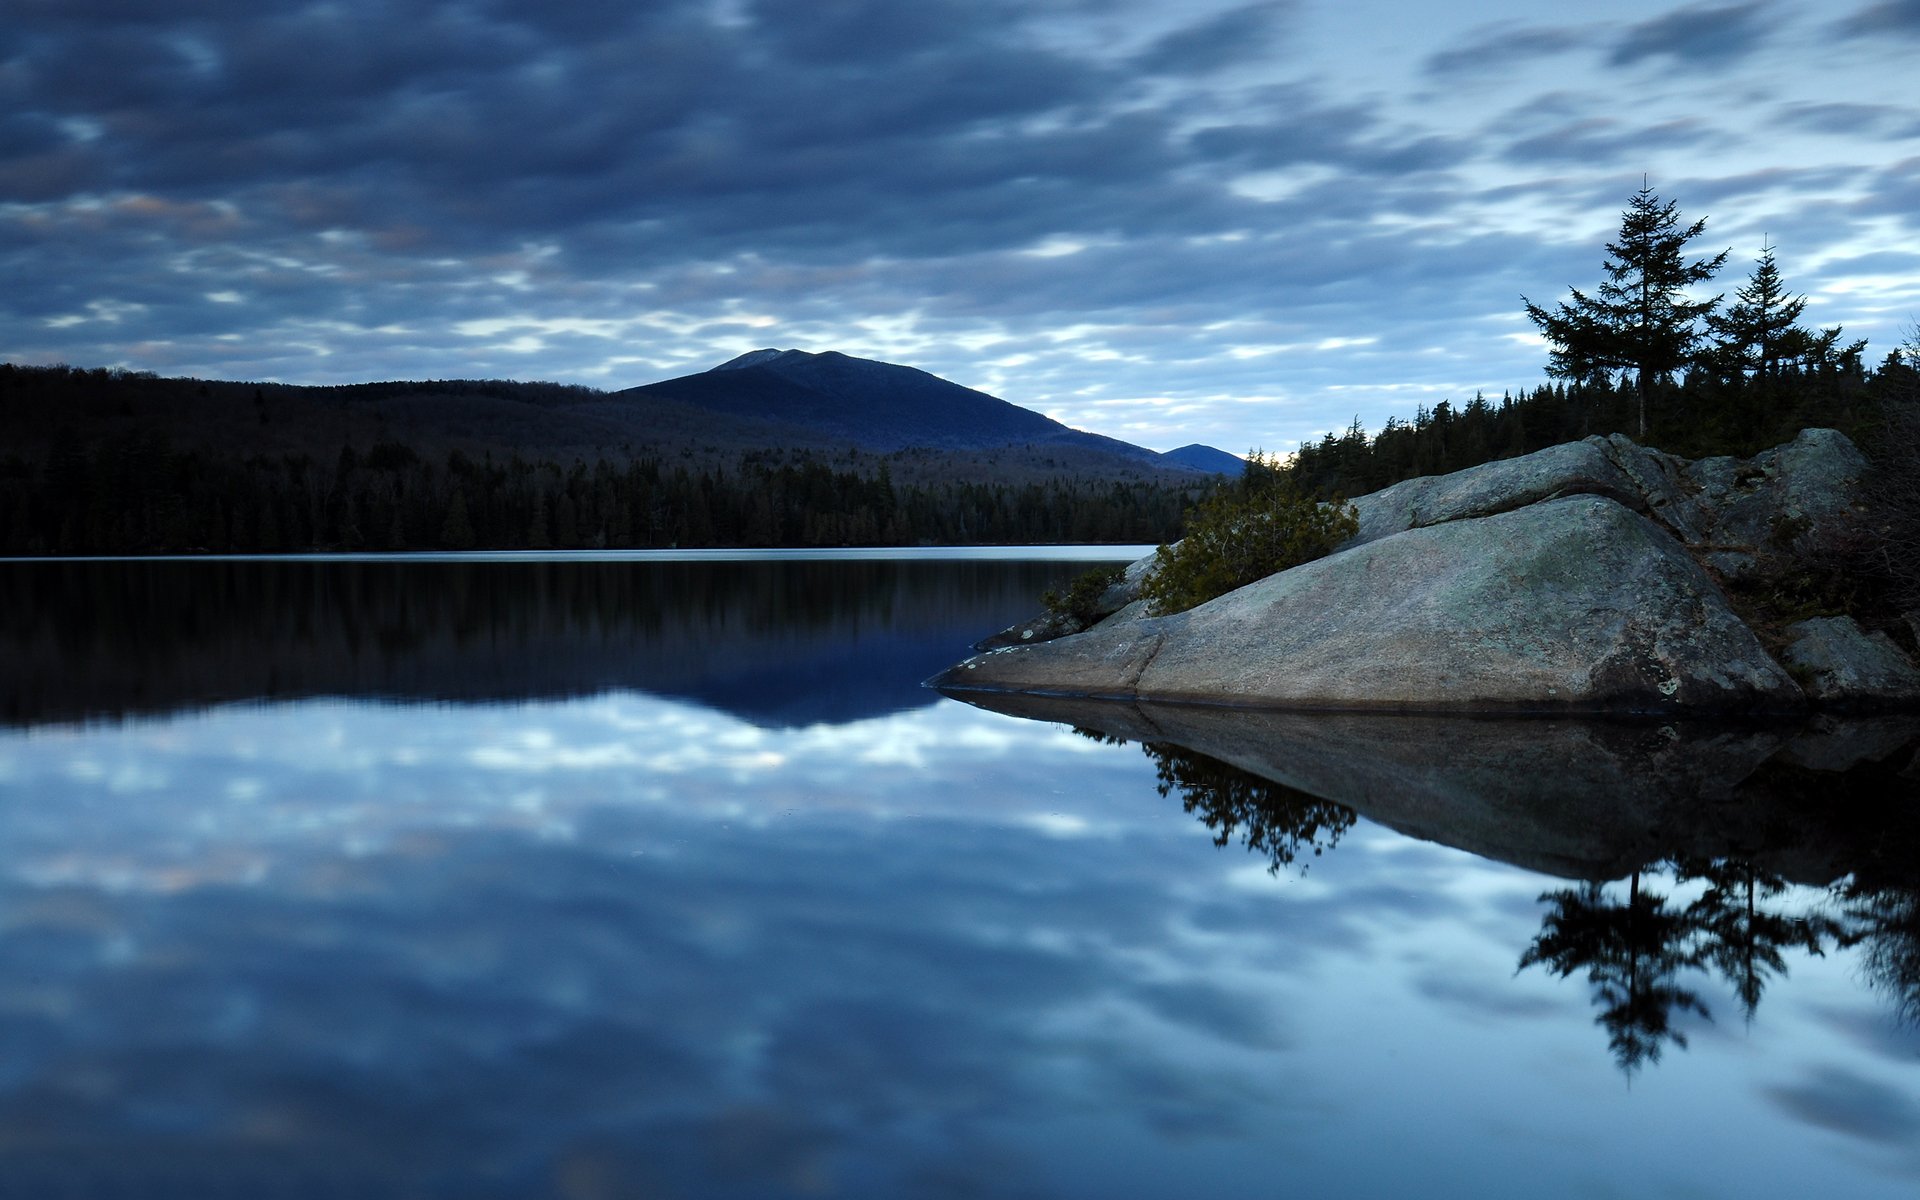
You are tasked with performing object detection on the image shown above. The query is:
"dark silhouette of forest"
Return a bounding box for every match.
[1284,364,1903,502]
[0,364,1195,553]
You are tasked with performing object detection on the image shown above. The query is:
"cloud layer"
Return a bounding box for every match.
[3,0,1917,452]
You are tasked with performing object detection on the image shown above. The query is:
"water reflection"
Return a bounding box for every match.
[0,555,1121,728]
[4,556,1919,1194]
[978,691,1920,1073]
[1095,733,1356,870]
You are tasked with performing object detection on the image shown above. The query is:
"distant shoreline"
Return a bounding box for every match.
[0,545,1158,565]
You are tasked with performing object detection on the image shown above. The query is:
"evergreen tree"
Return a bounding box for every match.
[1707,240,1861,380]
[440,486,476,549]
[1524,183,1728,438]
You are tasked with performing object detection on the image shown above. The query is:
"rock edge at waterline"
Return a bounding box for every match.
[932,429,1920,715]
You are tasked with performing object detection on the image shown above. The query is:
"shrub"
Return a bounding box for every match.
[1042,564,1125,625]
[1141,453,1357,614]
[1864,334,1920,610]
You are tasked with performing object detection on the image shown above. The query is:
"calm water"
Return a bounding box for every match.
[1,553,1916,1198]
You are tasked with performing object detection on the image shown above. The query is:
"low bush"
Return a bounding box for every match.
[1141,452,1358,615]
[1042,564,1125,625]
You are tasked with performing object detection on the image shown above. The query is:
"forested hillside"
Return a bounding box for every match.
[0,369,1205,555]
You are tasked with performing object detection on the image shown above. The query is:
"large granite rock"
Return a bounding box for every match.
[1344,427,1865,564]
[937,494,1803,713]
[940,427,1914,714]
[1345,437,1646,547]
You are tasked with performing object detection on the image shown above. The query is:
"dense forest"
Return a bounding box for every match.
[1284,360,1908,501]
[0,415,1193,554]
[0,360,1202,553]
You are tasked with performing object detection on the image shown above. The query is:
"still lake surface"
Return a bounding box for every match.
[1,550,1917,1198]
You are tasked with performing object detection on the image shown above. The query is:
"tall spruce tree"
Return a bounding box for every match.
[1524,183,1728,438]
[1707,240,1860,380]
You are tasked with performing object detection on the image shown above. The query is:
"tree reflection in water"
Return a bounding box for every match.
[1074,732,1358,871]
[1679,858,1845,1024]
[1147,741,1358,870]
[1520,872,1713,1075]
[1843,885,1920,1026]
[1093,730,1920,1075]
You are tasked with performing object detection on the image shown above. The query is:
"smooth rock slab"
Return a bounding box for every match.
[935,495,1804,714]
[1345,437,1645,547]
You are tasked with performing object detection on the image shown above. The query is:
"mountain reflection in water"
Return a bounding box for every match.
[979,692,1920,1075]
[0,555,1121,728]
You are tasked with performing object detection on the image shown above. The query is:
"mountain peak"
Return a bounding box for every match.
[627,348,1186,471]
[1158,444,1245,475]
[710,348,805,372]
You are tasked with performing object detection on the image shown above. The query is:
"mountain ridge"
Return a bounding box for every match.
[624,348,1233,472]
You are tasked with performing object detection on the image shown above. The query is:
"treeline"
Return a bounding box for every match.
[1287,182,1915,501]
[1288,360,1905,500]
[0,433,1193,555]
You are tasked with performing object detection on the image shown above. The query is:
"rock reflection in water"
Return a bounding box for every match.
[960,690,1920,1072]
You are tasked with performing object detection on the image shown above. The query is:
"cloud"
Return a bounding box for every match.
[1422,22,1593,77]
[1774,101,1920,140]
[1,0,1912,454]
[1501,117,1715,166]
[1134,2,1295,74]
[1609,2,1776,68]
[1833,0,1920,38]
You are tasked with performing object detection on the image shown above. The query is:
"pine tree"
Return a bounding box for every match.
[1524,183,1728,438]
[1707,240,1861,380]
[440,486,475,549]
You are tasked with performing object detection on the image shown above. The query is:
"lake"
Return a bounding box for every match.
[1,551,1916,1198]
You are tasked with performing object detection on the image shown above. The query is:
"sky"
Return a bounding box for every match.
[4,0,1919,455]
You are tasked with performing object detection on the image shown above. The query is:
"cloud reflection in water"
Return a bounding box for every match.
[0,692,1916,1197]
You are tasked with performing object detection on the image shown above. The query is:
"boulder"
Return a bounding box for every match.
[941,428,1908,714]
[1681,427,1869,578]
[1345,437,1645,547]
[936,495,1804,714]
[1782,616,1920,708]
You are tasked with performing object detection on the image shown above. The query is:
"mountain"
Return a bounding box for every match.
[1158,444,1244,475]
[622,348,1173,465]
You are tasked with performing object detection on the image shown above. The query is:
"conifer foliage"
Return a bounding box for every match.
[1140,452,1356,615]
[1706,240,1862,381]
[1524,184,1729,437]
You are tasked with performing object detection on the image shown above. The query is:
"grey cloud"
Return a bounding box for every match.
[1675,162,1869,208]
[1850,155,1920,222]
[1775,101,1920,140]
[1423,23,1592,77]
[1134,2,1294,75]
[1766,1066,1920,1144]
[1812,1002,1920,1062]
[1609,2,1775,68]
[745,0,1024,64]
[1833,0,1920,38]
[1502,117,1715,165]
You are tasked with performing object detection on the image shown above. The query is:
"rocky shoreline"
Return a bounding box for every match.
[931,429,1920,715]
